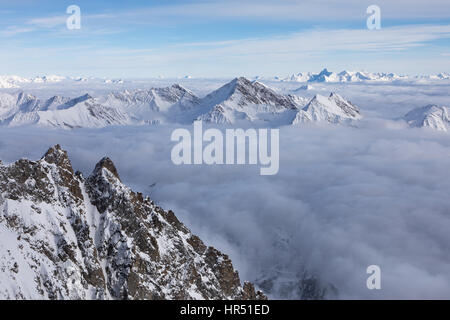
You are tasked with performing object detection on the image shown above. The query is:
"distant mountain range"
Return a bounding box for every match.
[274,68,449,83]
[1,69,450,89]
[0,75,89,88]
[0,77,361,129]
[0,76,448,132]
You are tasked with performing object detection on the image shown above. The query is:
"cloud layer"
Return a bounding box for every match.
[1,114,450,298]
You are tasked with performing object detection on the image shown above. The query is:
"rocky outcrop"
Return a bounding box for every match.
[0,145,266,300]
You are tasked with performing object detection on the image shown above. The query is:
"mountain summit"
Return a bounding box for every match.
[292,93,362,125]
[404,104,450,131]
[0,145,266,300]
[195,77,304,124]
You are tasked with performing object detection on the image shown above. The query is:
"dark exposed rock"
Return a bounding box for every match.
[92,157,121,182]
[0,145,265,300]
[242,282,267,300]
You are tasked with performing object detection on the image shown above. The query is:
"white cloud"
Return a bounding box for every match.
[1,102,450,298]
[1,23,449,77]
[27,15,67,28]
[52,23,449,76]
[0,26,35,36]
[9,0,450,33]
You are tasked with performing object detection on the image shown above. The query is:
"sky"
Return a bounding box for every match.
[0,0,449,78]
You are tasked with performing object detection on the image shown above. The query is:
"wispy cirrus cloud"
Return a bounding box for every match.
[27,15,67,28]
[0,23,449,77]
[172,24,450,53]
[98,0,450,23]
[27,13,115,28]
[0,26,35,36]
[0,0,449,77]
[5,0,450,33]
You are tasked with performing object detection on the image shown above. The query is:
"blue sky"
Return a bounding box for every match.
[0,0,449,78]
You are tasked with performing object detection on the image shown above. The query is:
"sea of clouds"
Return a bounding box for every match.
[0,81,450,299]
[1,121,450,299]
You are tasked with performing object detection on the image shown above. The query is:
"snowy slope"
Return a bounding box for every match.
[0,92,80,124]
[0,92,131,129]
[292,93,362,125]
[0,81,365,128]
[0,145,266,300]
[194,77,306,124]
[0,80,366,128]
[99,84,201,124]
[36,99,131,129]
[307,68,339,83]
[0,92,43,125]
[404,105,450,131]
[0,84,202,128]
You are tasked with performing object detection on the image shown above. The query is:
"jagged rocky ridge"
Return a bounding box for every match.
[0,145,266,300]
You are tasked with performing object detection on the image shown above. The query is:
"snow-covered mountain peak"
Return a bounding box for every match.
[319,68,332,75]
[92,156,121,182]
[32,75,66,83]
[202,77,248,102]
[292,92,361,125]
[197,77,302,124]
[170,83,190,92]
[0,79,369,128]
[328,92,343,99]
[42,144,72,168]
[16,91,35,101]
[0,145,267,300]
[308,68,336,82]
[234,76,251,85]
[404,104,450,131]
